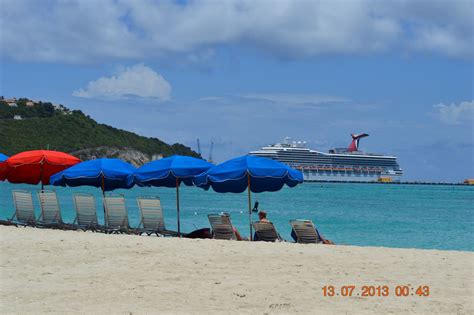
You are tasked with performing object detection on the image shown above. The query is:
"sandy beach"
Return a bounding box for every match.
[0,226,472,314]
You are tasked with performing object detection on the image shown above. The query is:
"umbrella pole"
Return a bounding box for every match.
[176,177,181,238]
[248,173,252,241]
[101,174,106,226]
[39,162,44,221]
[101,173,105,195]
[40,162,44,192]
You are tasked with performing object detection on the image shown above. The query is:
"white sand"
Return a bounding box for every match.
[0,226,472,314]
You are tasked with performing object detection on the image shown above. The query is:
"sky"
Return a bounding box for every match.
[0,0,473,182]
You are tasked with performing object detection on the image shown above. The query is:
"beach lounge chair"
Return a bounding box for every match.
[37,190,70,228]
[290,220,322,244]
[103,193,131,233]
[0,219,17,226]
[11,190,36,226]
[207,213,237,240]
[252,221,282,242]
[136,196,180,236]
[73,193,100,231]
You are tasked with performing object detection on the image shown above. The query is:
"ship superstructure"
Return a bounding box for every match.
[249,134,402,182]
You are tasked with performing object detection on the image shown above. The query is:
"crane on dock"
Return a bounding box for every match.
[208,142,214,164]
[197,139,214,163]
[196,139,202,157]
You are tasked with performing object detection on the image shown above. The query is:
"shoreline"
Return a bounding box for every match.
[1,226,472,314]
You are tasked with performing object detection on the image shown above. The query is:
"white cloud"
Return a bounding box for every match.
[410,26,473,58]
[73,64,171,100]
[0,0,472,62]
[433,101,474,125]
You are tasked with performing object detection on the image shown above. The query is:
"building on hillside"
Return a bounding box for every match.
[4,97,18,107]
[13,115,22,120]
[26,101,35,106]
[55,104,68,112]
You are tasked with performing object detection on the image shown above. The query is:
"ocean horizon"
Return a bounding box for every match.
[1,181,472,252]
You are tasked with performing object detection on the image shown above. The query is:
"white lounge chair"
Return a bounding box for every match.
[73,193,100,231]
[37,190,67,228]
[103,194,131,233]
[208,213,237,240]
[252,221,282,242]
[290,220,322,244]
[136,196,180,236]
[11,190,36,226]
[137,196,165,234]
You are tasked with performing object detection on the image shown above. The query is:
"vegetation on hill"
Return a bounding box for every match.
[0,99,199,160]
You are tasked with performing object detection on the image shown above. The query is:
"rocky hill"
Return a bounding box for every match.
[70,146,165,167]
[0,97,199,166]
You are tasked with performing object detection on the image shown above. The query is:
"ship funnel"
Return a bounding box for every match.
[348,133,369,152]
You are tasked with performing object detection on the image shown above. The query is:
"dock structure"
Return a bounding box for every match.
[304,180,472,186]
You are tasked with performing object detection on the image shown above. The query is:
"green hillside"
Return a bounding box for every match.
[0,98,199,158]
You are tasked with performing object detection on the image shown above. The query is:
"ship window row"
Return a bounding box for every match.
[277,158,332,163]
[276,152,395,160]
[276,154,396,162]
[331,161,398,166]
[277,159,398,166]
[280,161,399,167]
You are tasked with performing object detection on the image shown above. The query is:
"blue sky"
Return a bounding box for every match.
[0,0,473,182]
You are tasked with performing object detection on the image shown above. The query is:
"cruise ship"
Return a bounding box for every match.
[249,134,403,182]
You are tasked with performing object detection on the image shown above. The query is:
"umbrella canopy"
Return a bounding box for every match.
[0,150,80,187]
[50,158,136,191]
[134,155,213,187]
[134,155,213,237]
[0,153,8,181]
[194,155,303,240]
[194,155,303,193]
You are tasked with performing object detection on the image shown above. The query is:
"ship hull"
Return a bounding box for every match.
[300,170,402,182]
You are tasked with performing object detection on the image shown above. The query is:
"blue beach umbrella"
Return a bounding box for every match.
[134,155,213,236]
[194,155,303,240]
[50,158,136,192]
[0,153,8,180]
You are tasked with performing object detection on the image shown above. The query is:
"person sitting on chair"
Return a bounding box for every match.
[221,212,245,241]
[258,210,269,222]
[254,210,280,241]
[290,223,334,244]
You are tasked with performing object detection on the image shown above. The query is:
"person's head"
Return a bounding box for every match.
[258,211,267,220]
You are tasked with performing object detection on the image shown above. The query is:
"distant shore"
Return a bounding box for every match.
[1,226,472,314]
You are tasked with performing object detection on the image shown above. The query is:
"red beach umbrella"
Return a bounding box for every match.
[0,150,81,189]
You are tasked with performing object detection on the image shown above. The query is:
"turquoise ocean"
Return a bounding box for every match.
[1,182,473,251]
